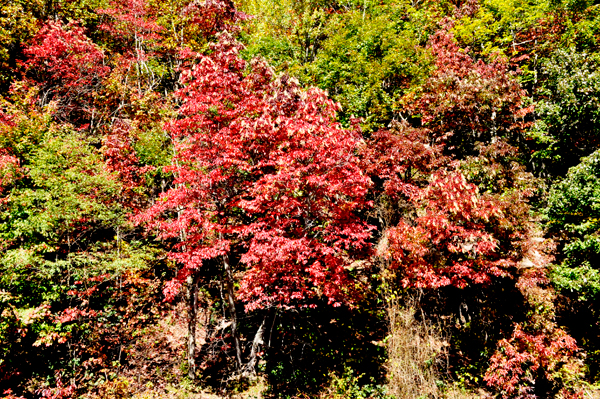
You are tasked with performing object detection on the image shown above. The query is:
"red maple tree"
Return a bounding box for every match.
[22,21,110,126]
[140,32,373,307]
[137,32,374,374]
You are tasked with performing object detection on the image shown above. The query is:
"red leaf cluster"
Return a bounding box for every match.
[36,371,76,399]
[485,324,581,398]
[407,28,530,156]
[138,33,373,309]
[0,152,20,195]
[99,0,164,43]
[381,169,512,288]
[23,22,110,123]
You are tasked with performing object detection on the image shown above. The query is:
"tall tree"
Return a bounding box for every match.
[137,32,373,377]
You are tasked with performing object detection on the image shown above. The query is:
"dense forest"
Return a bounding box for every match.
[1,0,600,397]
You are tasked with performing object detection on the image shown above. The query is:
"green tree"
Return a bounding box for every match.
[547,149,600,379]
[530,49,600,176]
[0,94,164,395]
[240,0,438,131]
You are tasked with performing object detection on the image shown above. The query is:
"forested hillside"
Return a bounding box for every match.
[1,0,600,397]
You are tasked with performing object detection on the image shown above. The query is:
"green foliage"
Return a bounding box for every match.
[297,2,432,131]
[547,149,600,298]
[0,110,121,251]
[0,102,167,394]
[531,49,600,175]
[134,127,171,168]
[323,366,389,399]
[453,0,552,57]
[546,149,600,381]
[551,0,595,13]
[547,149,600,234]
[0,0,41,88]
[551,263,600,301]
[559,4,600,51]
[240,0,435,131]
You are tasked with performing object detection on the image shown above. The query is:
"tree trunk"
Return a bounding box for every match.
[187,274,198,380]
[243,311,270,377]
[223,253,243,371]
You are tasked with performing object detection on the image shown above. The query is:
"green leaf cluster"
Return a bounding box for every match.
[530,49,600,175]
[0,105,163,384]
[547,149,600,300]
[453,0,552,57]
[239,0,436,131]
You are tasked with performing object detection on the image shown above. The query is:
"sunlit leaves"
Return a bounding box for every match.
[546,149,600,303]
[531,49,600,175]
[407,27,530,158]
[22,21,110,125]
[139,33,373,309]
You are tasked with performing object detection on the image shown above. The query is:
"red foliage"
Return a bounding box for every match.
[380,169,515,288]
[102,119,154,209]
[360,121,444,200]
[484,265,584,398]
[0,109,14,127]
[98,0,245,70]
[138,33,373,310]
[0,152,20,196]
[99,0,164,43]
[407,28,531,156]
[54,308,98,324]
[22,21,110,124]
[179,0,248,37]
[485,324,581,398]
[363,129,530,291]
[36,371,75,399]
[1,389,26,399]
[99,0,244,46]
[366,26,535,290]
[98,0,168,102]
[453,0,480,19]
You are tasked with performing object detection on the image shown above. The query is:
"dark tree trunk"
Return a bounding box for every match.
[223,253,243,371]
[187,274,198,380]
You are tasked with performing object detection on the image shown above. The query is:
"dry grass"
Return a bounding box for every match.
[443,386,486,399]
[88,374,268,399]
[385,295,447,398]
[384,296,484,399]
